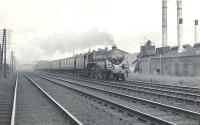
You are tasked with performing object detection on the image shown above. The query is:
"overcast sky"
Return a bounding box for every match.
[0,0,200,64]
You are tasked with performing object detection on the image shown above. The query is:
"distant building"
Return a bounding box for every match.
[138,41,200,76]
[150,45,200,76]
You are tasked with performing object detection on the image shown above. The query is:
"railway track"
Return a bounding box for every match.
[85,78,199,100]
[0,73,17,125]
[31,72,200,125]
[38,72,200,112]
[14,73,83,125]
[40,71,200,96]
[27,73,149,125]
[71,76,200,105]
[126,80,200,95]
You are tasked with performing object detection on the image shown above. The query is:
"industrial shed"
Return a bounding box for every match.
[138,40,200,77]
[150,47,200,76]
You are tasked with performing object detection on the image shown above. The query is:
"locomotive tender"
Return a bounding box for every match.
[35,45,129,80]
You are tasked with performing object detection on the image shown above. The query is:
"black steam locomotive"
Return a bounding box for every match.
[35,45,129,80]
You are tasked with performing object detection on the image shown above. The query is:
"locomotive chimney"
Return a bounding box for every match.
[112,45,117,50]
[177,0,182,52]
[105,47,108,51]
[195,20,199,44]
[162,0,167,46]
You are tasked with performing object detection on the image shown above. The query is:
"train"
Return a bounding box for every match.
[35,45,129,80]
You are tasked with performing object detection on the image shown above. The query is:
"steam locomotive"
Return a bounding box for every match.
[35,45,129,80]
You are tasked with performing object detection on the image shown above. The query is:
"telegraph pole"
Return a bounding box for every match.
[11,51,14,72]
[0,29,12,78]
[3,29,7,78]
[0,40,3,73]
[0,44,1,73]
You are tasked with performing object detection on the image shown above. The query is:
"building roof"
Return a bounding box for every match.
[152,47,200,59]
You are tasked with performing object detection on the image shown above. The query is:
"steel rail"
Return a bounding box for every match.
[10,73,18,125]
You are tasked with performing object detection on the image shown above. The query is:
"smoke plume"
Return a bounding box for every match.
[37,28,115,55]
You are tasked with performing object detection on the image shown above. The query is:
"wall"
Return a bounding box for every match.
[140,57,152,74]
[150,56,200,76]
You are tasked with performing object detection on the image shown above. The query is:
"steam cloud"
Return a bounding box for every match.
[37,28,115,55]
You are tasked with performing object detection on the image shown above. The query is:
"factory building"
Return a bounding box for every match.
[151,44,200,76]
[139,42,200,76]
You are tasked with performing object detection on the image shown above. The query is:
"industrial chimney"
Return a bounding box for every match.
[162,0,167,47]
[177,0,183,53]
[178,18,183,52]
[195,20,199,44]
